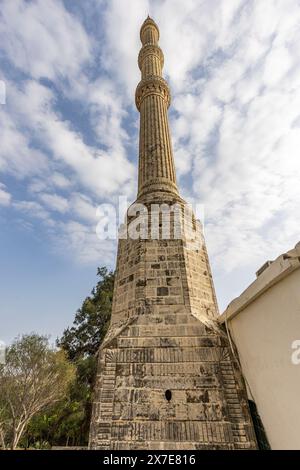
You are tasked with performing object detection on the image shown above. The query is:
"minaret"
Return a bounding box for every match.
[136,16,178,198]
[89,17,257,450]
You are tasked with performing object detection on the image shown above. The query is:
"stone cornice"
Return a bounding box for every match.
[138,44,164,70]
[135,75,171,111]
[137,177,179,198]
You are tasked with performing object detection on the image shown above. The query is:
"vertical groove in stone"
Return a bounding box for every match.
[165,105,176,183]
[138,102,143,189]
[157,95,165,178]
[159,96,167,179]
[161,97,170,180]
[151,96,155,179]
[146,95,150,181]
[154,95,160,178]
[136,16,178,197]
[142,100,146,187]
[147,96,152,179]
[163,103,171,181]
[156,95,162,179]
[142,100,146,186]
[89,16,258,451]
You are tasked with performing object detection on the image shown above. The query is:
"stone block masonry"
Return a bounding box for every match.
[88,16,257,450]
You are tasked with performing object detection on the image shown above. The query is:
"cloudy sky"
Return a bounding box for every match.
[1,0,299,344]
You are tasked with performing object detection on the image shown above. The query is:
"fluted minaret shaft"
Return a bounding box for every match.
[135,17,178,198]
[89,17,258,451]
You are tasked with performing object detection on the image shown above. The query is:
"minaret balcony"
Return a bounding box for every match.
[138,44,164,71]
[135,75,171,110]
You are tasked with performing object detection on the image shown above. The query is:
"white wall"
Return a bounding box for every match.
[223,268,300,449]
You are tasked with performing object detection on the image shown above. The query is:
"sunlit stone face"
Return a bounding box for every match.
[88,17,257,451]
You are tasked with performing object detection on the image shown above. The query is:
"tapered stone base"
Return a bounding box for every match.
[89,194,257,450]
[89,309,257,450]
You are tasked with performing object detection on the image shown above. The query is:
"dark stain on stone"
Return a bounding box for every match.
[160,337,177,347]
[201,390,210,403]
[157,286,169,296]
[201,337,214,347]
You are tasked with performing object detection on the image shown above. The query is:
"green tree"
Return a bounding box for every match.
[54,267,114,446]
[15,267,114,449]
[59,267,114,360]
[22,267,114,448]
[0,334,75,449]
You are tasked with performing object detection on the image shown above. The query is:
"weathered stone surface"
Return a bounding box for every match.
[88,16,257,450]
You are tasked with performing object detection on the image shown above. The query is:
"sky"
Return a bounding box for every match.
[0,0,300,345]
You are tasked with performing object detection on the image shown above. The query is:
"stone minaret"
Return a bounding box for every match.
[89,17,257,450]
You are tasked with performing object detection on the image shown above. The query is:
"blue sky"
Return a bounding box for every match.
[1,0,300,345]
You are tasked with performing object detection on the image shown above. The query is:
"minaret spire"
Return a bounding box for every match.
[136,17,178,198]
[89,18,258,451]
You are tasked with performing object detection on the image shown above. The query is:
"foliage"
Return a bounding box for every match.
[20,267,114,448]
[59,267,114,360]
[0,334,75,449]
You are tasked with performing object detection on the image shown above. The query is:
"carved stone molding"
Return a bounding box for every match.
[140,17,160,43]
[135,75,171,110]
[138,44,164,70]
[137,177,179,198]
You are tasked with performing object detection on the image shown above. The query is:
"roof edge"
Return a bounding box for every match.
[219,241,300,324]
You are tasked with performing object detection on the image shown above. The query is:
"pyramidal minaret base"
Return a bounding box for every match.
[89,17,257,450]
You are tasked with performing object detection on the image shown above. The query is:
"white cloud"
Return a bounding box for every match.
[13,200,51,222]
[263,46,293,87]
[88,78,129,149]
[0,0,91,83]
[39,193,69,213]
[51,172,72,190]
[0,109,48,179]
[1,0,299,308]
[139,0,300,284]
[43,116,134,197]
[102,0,150,99]
[54,219,116,265]
[70,193,98,223]
[4,78,135,199]
[0,183,11,206]
[0,0,136,264]
[28,179,49,194]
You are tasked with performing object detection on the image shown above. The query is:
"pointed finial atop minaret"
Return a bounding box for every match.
[140,15,160,43]
[136,17,177,198]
